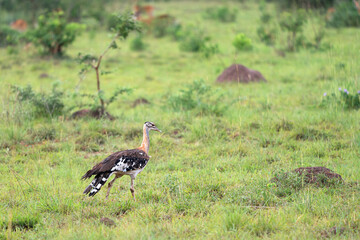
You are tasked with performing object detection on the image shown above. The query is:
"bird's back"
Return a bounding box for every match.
[82,148,150,179]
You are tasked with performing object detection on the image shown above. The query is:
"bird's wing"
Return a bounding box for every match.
[81,149,149,179]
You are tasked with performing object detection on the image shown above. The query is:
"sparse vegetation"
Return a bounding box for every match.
[0,1,359,239]
[279,9,307,51]
[322,87,360,110]
[257,1,277,46]
[203,6,237,22]
[11,83,65,118]
[130,34,147,51]
[168,79,227,116]
[77,12,139,117]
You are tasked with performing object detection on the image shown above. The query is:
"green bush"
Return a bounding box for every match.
[232,33,253,51]
[130,35,147,51]
[26,10,84,55]
[168,79,227,116]
[201,43,219,58]
[179,27,209,52]
[11,83,65,118]
[327,2,360,28]
[203,6,237,22]
[29,125,57,142]
[0,25,22,47]
[279,10,306,51]
[167,22,183,41]
[273,0,335,9]
[151,16,176,38]
[257,2,277,46]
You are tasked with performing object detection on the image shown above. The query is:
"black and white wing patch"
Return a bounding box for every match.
[82,149,150,197]
[111,154,149,173]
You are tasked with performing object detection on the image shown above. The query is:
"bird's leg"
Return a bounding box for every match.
[106,175,121,199]
[130,176,136,201]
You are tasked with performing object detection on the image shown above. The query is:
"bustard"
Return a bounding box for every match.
[82,121,161,200]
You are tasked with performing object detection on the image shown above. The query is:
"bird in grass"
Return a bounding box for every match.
[82,121,161,200]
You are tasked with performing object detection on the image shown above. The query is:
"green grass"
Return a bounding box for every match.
[1,1,360,239]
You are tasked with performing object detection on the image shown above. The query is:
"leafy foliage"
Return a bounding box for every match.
[257,2,277,46]
[77,12,140,116]
[26,10,84,55]
[201,43,219,58]
[109,12,141,39]
[179,27,210,52]
[167,22,183,41]
[203,6,237,22]
[327,1,360,28]
[130,34,147,51]
[71,88,132,112]
[150,16,176,38]
[11,83,65,118]
[279,10,307,51]
[232,33,253,51]
[0,25,22,47]
[273,0,336,9]
[168,80,227,116]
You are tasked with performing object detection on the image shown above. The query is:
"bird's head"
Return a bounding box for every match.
[144,121,161,132]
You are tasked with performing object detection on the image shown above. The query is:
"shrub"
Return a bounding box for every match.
[11,83,65,118]
[130,34,146,51]
[203,6,237,22]
[168,79,227,116]
[201,43,219,58]
[76,132,106,152]
[327,1,360,28]
[107,13,120,30]
[279,10,306,51]
[1,213,39,230]
[257,26,277,46]
[151,16,176,38]
[0,25,22,47]
[30,125,57,142]
[257,2,277,46]
[167,22,183,41]
[179,27,209,52]
[232,33,253,51]
[26,10,84,55]
[273,0,335,9]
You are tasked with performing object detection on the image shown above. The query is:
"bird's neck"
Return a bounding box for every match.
[138,126,150,154]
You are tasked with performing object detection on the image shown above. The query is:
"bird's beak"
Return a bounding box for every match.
[154,127,162,133]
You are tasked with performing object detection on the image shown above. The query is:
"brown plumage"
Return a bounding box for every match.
[81,122,161,200]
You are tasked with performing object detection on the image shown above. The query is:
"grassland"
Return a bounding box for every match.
[0,1,360,239]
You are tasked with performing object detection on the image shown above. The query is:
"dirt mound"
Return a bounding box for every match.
[132,98,150,108]
[100,217,116,227]
[70,109,115,120]
[293,167,343,184]
[216,64,266,83]
[320,226,345,238]
[271,167,343,186]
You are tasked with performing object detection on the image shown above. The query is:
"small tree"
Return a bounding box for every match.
[232,33,253,51]
[279,10,306,51]
[27,10,84,55]
[78,12,141,117]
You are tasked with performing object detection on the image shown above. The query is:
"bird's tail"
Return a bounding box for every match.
[83,172,113,197]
